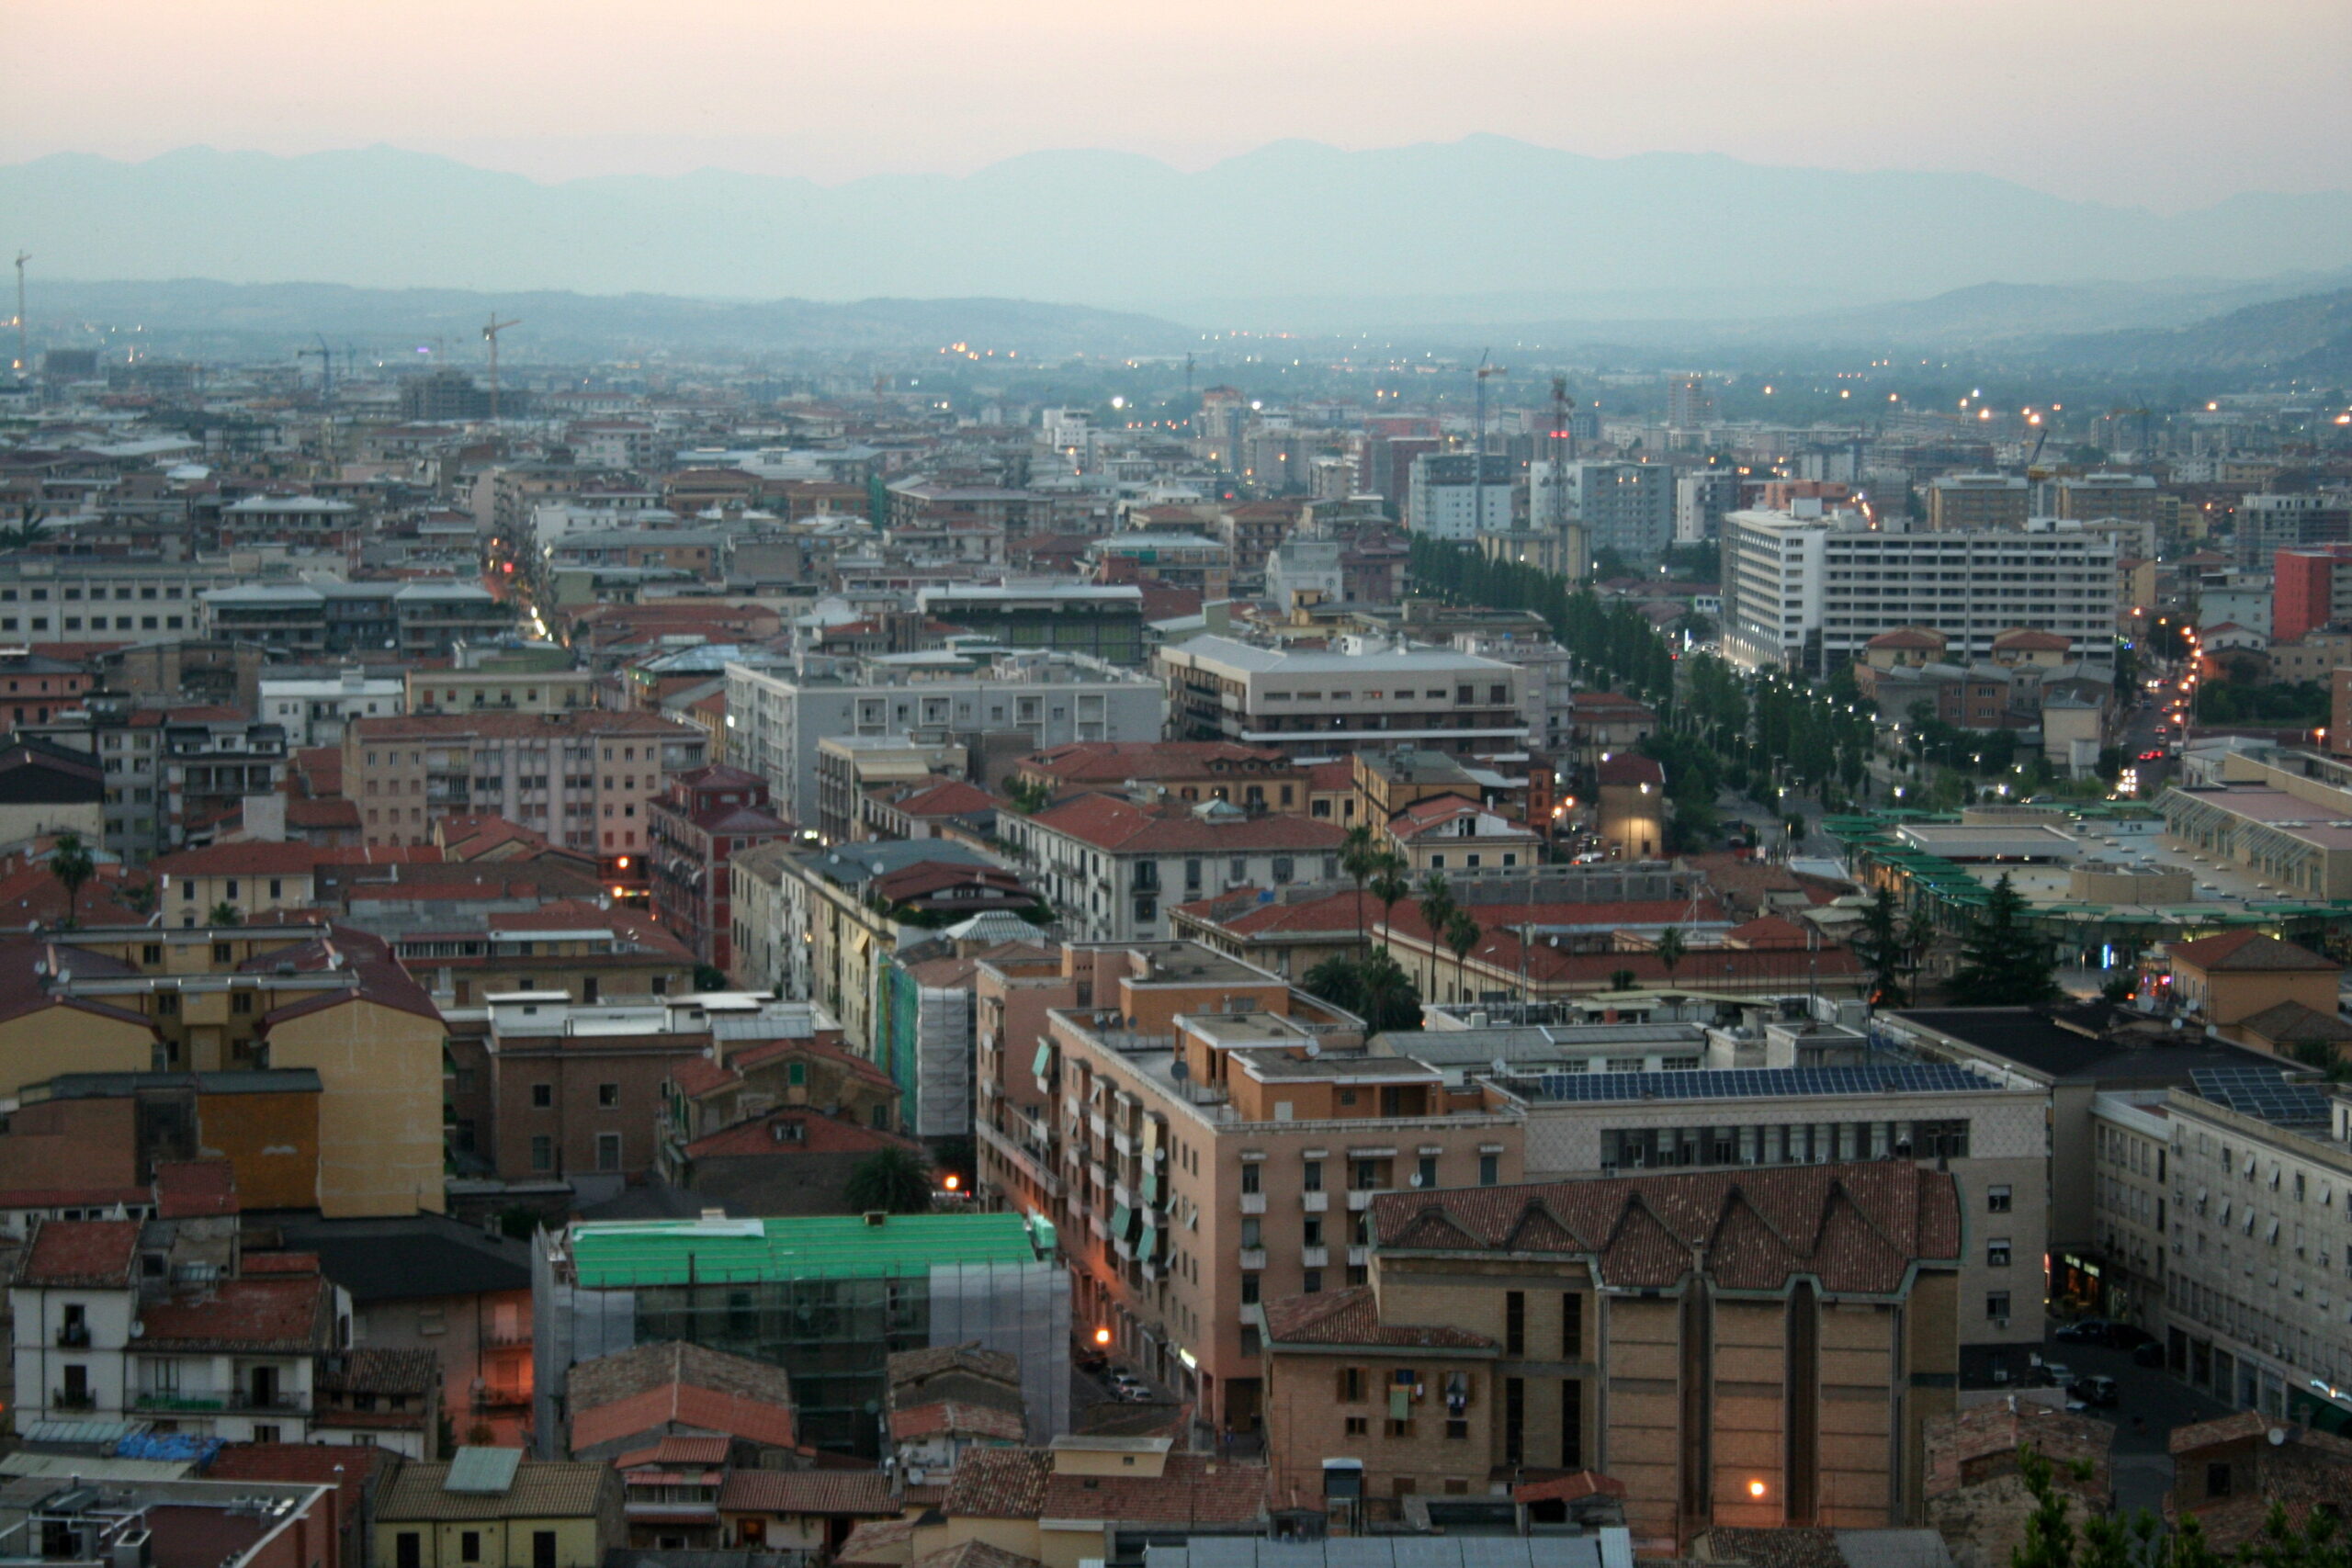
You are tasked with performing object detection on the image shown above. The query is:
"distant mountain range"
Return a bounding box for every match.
[2029,288,2352,380]
[7,138,2351,325]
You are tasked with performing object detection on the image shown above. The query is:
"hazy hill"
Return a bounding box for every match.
[6,138,2349,322]
[2029,288,2352,379]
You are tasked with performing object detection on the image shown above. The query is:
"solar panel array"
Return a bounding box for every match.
[1525,1063,1990,1104]
[2189,1066,2335,1127]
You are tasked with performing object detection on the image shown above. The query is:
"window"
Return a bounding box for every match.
[1345,1416,1368,1435]
[530,1135,553,1172]
[1304,1216,1324,1247]
[461,1534,482,1563]
[231,991,254,1016]
[1302,1269,1322,1294]
[1562,1377,1584,1468]
[787,1060,807,1086]
[1240,1216,1261,1249]
[1240,1163,1261,1195]
[1479,1153,1499,1186]
[1505,1291,1525,1355]
[1302,1159,1323,1192]
[1240,1273,1260,1305]
[1986,1291,2012,1321]
[1417,1155,1437,1189]
[1503,1376,1525,1464]
[1987,1238,2012,1268]
[1240,1325,1261,1358]
[598,1082,620,1109]
[532,1083,554,1109]
[1987,1184,2013,1213]
[397,1537,422,1568]
[1562,1293,1583,1359]
[1339,1367,1365,1402]
[2206,1463,2233,1498]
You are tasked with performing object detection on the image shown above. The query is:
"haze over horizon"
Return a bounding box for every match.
[5,0,2348,212]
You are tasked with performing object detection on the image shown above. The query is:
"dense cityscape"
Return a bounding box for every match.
[4,1,2352,1563]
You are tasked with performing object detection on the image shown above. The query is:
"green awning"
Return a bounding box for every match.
[1140,1172,1159,1206]
[1110,1204,1130,1235]
[1031,1043,1053,1077]
[1136,1221,1157,1259]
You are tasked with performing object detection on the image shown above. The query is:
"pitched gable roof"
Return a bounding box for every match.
[2170,930,2336,974]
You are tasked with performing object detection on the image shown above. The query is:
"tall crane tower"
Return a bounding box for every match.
[297,333,334,400]
[1550,376,1589,579]
[481,314,521,422]
[11,252,28,376]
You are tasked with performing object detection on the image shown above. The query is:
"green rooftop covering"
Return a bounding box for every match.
[568,1212,1049,1287]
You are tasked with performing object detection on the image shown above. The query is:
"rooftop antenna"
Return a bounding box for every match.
[482,314,521,422]
[11,252,27,376]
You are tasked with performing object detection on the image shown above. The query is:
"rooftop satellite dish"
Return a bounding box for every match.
[2268,1427,2290,1446]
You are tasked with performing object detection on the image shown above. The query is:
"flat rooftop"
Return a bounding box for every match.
[564,1211,1051,1286]
[1499,1062,2004,1106]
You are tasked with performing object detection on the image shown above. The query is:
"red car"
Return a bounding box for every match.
[2138,750,2165,761]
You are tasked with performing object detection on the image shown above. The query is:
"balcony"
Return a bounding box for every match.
[473,1382,532,1412]
[133,1391,223,1413]
[1238,1247,1268,1269]
[1348,1190,1379,1211]
[54,1323,90,1348]
[1301,1247,1329,1269]
[51,1390,96,1412]
[1348,1247,1370,1267]
[228,1390,311,1415]
[1239,1193,1266,1215]
[1302,1190,1329,1212]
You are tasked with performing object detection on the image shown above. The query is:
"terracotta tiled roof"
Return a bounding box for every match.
[1029,792,1346,855]
[1992,628,2072,651]
[1037,1451,1267,1527]
[616,1436,731,1470]
[1594,754,1665,787]
[888,1343,1022,1388]
[153,1159,238,1218]
[1261,1286,1496,1349]
[939,1446,1053,1518]
[718,1470,895,1517]
[683,1111,920,1160]
[888,1401,1025,1442]
[2237,999,2352,1044]
[1512,1471,1625,1504]
[834,1520,915,1566]
[1371,1162,1962,1296]
[1866,627,1947,649]
[1173,888,1376,939]
[569,1340,797,1453]
[318,1347,439,1395]
[139,1275,335,1352]
[907,1544,1037,1568]
[377,1461,615,1522]
[888,780,999,818]
[1925,1402,2110,1500]
[1724,916,1813,949]
[17,1217,139,1287]
[2168,1410,2271,1455]
[1022,741,1293,784]
[2169,931,2336,973]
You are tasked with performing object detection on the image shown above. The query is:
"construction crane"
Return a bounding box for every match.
[1471,348,1506,506]
[11,252,27,376]
[297,333,334,400]
[481,314,521,422]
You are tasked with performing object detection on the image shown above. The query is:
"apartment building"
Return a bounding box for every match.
[1926,474,2030,532]
[2159,1067,2352,1427]
[914,583,1148,666]
[1000,793,1347,942]
[725,650,1163,830]
[1405,454,1513,539]
[2087,1090,2171,1334]
[472,992,713,1191]
[1530,460,1674,558]
[0,557,248,645]
[10,1217,341,1440]
[1258,1162,1963,1544]
[260,668,406,747]
[1720,510,2117,672]
[342,710,710,870]
[407,663,599,716]
[646,764,791,973]
[1159,635,1527,759]
[202,580,513,660]
[1490,1060,2048,1384]
[0,923,447,1216]
[976,941,1525,1435]
[1009,740,1313,813]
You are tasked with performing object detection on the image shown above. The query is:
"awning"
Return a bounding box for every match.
[1031,1042,1053,1077]
[1110,1203,1130,1235]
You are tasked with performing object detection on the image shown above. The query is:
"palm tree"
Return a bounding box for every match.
[1444,908,1481,1008]
[48,833,94,930]
[842,1145,936,1214]
[1368,852,1411,954]
[1340,825,1383,955]
[1415,874,1456,1003]
[1655,925,1685,984]
[208,900,243,927]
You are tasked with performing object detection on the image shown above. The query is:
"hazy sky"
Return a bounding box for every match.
[5,0,2346,209]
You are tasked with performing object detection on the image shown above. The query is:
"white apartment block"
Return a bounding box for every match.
[1531,461,1674,558]
[725,650,1165,830]
[2159,1076,2352,1425]
[1720,509,2118,673]
[1407,454,1513,539]
[1158,634,1528,758]
[260,669,406,747]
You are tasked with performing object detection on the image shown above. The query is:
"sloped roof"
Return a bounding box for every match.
[1029,792,1346,855]
[835,1520,916,1567]
[137,1275,336,1353]
[17,1218,140,1287]
[2169,931,2336,974]
[1261,1286,1495,1350]
[938,1447,1053,1519]
[718,1470,895,1517]
[2236,999,2352,1045]
[888,1401,1025,1442]
[376,1461,614,1522]
[1594,755,1665,787]
[569,1340,797,1453]
[1036,1450,1267,1527]
[1370,1162,1961,1296]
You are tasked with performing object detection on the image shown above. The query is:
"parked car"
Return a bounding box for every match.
[2070,1374,2120,1407]
[2055,1318,2117,1345]
[2036,1362,2074,1389]
[2107,1323,2156,1350]
[2132,1341,2165,1369]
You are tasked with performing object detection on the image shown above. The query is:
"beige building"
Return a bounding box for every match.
[407,666,598,716]
[0,924,449,1216]
[375,1452,623,1568]
[978,941,1524,1434]
[1259,1162,1964,1548]
[2087,1091,2171,1332]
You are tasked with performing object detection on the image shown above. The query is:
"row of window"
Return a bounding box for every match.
[0,615,186,633]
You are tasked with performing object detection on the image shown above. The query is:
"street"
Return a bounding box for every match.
[2041,1323,2231,1517]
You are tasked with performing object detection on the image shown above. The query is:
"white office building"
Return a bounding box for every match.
[1157,633,1528,757]
[725,649,1164,828]
[1675,468,1743,546]
[1720,509,2118,673]
[1407,453,1514,539]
